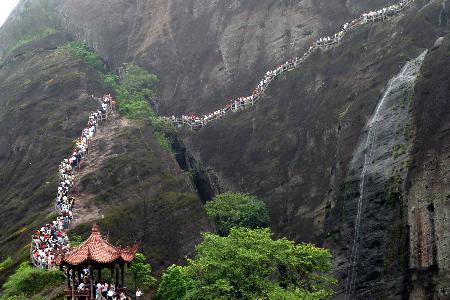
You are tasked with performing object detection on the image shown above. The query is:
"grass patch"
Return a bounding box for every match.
[383,225,408,274]
[5,28,58,55]
[2,262,64,297]
[392,143,408,159]
[1,0,60,57]
[60,42,105,72]
[0,257,13,272]
[385,175,403,207]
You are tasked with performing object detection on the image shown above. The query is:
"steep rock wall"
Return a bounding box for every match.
[53,0,394,115]
[407,35,450,299]
[182,1,446,298]
[0,38,210,283]
[0,43,101,280]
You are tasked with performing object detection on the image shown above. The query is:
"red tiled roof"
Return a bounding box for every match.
[57,224,138,266]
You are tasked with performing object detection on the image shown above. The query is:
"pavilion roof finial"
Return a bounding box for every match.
[91,223,99,234]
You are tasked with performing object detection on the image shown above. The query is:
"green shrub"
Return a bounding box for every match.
[69,235,84,247]
[2,262,64,297]
[157,228,335,300]
[62,42,104,71]
[60,44,174,152]
[205,192,270,236]
[102,64,176,152]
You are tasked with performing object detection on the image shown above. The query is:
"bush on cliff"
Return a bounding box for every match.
[205,192,270,236]
[157,228,335,300]
[103,64,176,152]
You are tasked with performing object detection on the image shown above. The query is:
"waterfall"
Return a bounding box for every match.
[344,50,428,299]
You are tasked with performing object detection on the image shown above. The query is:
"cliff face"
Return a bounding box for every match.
[0,0,449,298]
[53,0,394,115]
[0,38,99,280]
[0,30,209,284]
[407,35,450,299]
[182,2,447,297]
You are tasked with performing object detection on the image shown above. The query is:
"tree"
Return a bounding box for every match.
[119,64,158,101]
[157,228,335,300]
[205,192,270,236]
[130,253,157,290]
[156,265,193,300]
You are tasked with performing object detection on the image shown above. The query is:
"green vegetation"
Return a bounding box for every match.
[205,192,270,236]
[392,143,408,159]
[0,295,46,300]
[129,253,157,290]
[1,0,60,57]
[103,64,176,152]
[58,41,175,152]
[385,175,403,207]
[384,224,408,274]
[0,257,13,272]
[69,234,84,247]
[1,262,64,297]
[157,228,335,300]
[157,265,193,300]
[62,42,105,71]
[5,28,58,56]
[404,123,413,143]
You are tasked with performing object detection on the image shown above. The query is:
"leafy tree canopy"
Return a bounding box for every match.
[157,228,335,300]
[205,192,270,236]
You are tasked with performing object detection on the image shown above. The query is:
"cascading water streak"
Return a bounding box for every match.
[344,50,428,299]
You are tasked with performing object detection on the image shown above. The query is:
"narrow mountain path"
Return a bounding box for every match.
[28,0,419,275]
[30,96,114,269]
[71,115,133,227]
[166,0,416,130]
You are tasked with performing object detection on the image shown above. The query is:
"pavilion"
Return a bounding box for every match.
[57,224,138,300]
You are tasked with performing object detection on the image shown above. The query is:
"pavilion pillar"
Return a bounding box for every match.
[115,264,119,288]
[120,264,124,287]
[71,268,76,300]
[66,268,70,289]
[98,268,102,283]
[89,264,94,300]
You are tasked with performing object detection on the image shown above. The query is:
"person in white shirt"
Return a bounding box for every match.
[136,288,143,299]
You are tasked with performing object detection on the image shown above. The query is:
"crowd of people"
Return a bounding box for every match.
[166,0,414,130]
[31,95,114,269]
[73,276,132,299]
